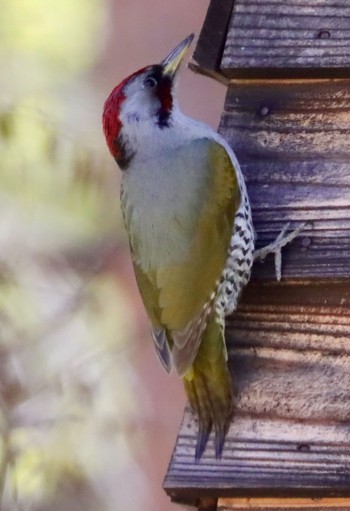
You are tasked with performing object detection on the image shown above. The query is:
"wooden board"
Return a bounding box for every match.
[221,0,350,78]
[191,0,234,79]
[163,282,350,505]
[218,497,350,510]
[219,79,350,280]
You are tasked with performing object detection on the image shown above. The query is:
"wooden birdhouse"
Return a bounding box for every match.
[164,1,350,509]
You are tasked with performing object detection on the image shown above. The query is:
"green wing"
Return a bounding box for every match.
[131,138,241,375]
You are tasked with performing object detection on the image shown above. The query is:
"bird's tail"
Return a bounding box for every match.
[183,313,233,460]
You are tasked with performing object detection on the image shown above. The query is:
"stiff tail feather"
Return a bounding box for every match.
[183,313,233,460]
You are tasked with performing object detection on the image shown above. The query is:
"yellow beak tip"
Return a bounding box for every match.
[162,33,195,77]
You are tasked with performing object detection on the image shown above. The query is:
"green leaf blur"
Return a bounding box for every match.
[0,1,146,509]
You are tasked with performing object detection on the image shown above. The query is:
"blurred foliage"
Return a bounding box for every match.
[0,0,100,90]
[0,1,147,509]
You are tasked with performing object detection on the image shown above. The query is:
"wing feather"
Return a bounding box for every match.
[151,327,172,373]
[172,303,211,376]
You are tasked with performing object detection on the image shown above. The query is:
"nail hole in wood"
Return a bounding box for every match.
[297,443,311,452]
[318,30,331,39]
[259,105,270,117]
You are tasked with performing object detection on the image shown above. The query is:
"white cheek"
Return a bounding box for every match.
[121,90,160,123]
[126,112,140,123]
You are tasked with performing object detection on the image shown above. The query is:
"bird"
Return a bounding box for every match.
[102,34,255,460]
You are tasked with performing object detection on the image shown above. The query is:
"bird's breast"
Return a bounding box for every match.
[120,144,212,273]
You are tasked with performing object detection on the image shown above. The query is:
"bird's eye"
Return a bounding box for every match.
[144,77,157,89]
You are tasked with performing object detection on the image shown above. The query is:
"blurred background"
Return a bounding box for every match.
[0,1,226,509]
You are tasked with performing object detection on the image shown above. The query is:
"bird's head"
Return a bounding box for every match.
[102,34,194,168]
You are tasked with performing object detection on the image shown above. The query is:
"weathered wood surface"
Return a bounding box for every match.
[221,0,350,78]
[163,282,350,504]
[167,2,350,507]
[228,282,350,359]
[219,79,350,280]
[165,78,350,507]
[165,77,350,508]
[218,497,350,510]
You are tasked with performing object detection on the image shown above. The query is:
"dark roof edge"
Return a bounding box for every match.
[191,0,234,80]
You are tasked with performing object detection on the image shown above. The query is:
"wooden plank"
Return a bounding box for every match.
[218,80,350,279]
[236,0,350,5]
[240,161,350,187]
[221,0,350,78]
[222,81,350,157]
[234,3,350,18]
[227,28,350,44]
[163,283,350,504]
[165,414,350,502]
[191,0,234,77]
[218,497,350,510]
[238,280,350,308]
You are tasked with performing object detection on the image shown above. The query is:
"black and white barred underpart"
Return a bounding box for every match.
[216,185,255,321]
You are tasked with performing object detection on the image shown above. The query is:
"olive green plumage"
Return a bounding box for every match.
[123,138,240,458]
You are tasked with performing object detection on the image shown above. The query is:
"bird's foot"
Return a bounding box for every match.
[254,222,311,281]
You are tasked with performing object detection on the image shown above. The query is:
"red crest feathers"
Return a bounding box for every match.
[102,67,147,159]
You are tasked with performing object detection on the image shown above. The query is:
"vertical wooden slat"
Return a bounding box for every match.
[190,0,234,79]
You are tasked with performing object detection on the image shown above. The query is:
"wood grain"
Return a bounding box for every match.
[219,80,350,280]
[164,283,350,504]
[218,497,350,510]
[221,0,350,78]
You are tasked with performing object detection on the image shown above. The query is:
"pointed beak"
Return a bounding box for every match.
[161,33,194,78]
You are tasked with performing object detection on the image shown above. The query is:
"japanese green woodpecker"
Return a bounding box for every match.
[102,34,255,459]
